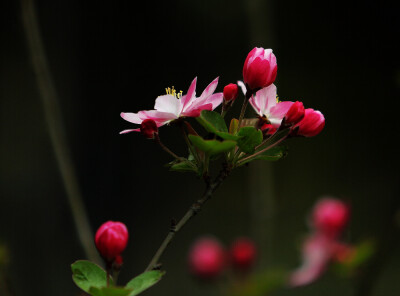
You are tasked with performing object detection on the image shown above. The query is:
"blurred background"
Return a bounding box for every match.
[0,0,399,295]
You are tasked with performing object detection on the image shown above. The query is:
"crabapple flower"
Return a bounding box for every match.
[140,119,158,139]
[95,221,129,262]
[120,77,223,134]
[312,198,349,238]
[249,84,294,129]
[284,101,305,125]
[223,83,239,102]
[230,237,257,271]
[294,108,325,137]
[243,47,277,92]
[188,237,226,279]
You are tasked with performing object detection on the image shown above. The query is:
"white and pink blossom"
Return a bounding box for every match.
[120,77,223,134]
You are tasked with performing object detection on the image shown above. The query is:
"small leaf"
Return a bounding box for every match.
[215,131,241,141]
[169,161,197,173]
[89,287,133,296]
[196,110,228,133]
[126,270,165,296]
[71,260,112,293]
[237,146,288,166]
[188,135,236,156]
[237,127,263,154]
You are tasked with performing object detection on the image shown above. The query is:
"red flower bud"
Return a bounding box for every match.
[285,101,305,125]
[188,237,226,279]
[140,119,158,139]
[243,47,277,92]
[261,123,277,136]
[294,109,325,137]
[223,83,239,102]
[95,221,129,262]
[312,198,349,238]
[230,237,256,271]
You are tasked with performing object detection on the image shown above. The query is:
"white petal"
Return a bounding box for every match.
[154,94,181,116]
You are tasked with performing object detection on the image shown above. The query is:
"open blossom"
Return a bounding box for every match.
[249,84,294,129]
[120,77,223,134]
[243,47,277,92]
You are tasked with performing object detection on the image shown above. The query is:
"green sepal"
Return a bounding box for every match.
[188,135,236,156]
[71,260,113,293]
[236,127,263,154]
[167,159,197,173]
[89,287,133,296]
[125,270,165,296]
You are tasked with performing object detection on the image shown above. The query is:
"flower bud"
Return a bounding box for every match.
[95,221,129,262]
[223,83,239,102]
[294,109,325,137]
[140,119,158,139]
[261,123,277,136]
[284,101,305,125]
[312,198,349,238]
[188,237,226,279]
[230,237,256,271]
[243,47,277,92]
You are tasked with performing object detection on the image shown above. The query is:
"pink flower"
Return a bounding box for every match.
[95,221,129,262]
[249,84,294,129]
[229,237,257,271]
[188,237,226,279]
[243,47,277,92]
[120,77,223,134]
[312,198,349,239]
[294,108,325,137]
[284,101,305,125]
[223,83,239,102]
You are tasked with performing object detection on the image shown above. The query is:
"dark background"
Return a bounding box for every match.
[1,0,399,295]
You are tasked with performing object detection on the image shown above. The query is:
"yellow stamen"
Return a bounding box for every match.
[164,86,183,99]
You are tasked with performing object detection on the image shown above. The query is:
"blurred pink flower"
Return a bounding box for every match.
[120,77,223,134]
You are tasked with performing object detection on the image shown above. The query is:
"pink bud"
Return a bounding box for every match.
[312,198,349,238]
[95,221,129,262]
[223,83,239,102]
[188,237,226,279]
[140,119,158,139]
[285,101,305,125]
[294,109,325,137]
[243,47,277,92]
[261,123,277,136]
[230,237,256,271]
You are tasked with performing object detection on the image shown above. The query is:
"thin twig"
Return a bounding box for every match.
[145,165,230,271]
[20,0,101,263]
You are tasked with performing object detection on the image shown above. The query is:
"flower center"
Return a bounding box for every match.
[165,86,183,99]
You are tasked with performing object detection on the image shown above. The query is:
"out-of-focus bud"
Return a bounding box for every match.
[230,237,257,271]
[95,221,129,262]
[188,237,226,279]
[312,198,349,238]
[294,109,325,137]
[223,83,239,102]
[243,47,277,92]
[284,101,305,125]
[140,119,158,139]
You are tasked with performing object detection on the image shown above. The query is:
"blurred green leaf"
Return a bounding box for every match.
[71,260,112,293]
[196,110,228,133]
[188,135,236,156]
[237,127,263,154]
[167,160,197,173]
[238,146,288,166]
[126,270,165,296]
[89,287,132,296]
[229,118,239,134]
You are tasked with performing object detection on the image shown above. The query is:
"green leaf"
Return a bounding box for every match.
[188,135,236,156]
[238,146,288,166]
[71,260,112,293]
[215,131,241,141]
[168,161,197,173]
[236,127,263,154]
[89,287,133,296]
[196,110,228,133]
[126,270,165,296]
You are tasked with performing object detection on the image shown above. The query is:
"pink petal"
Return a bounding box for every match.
[119,128,140,134]
[181,77,197,110]
[182,103,213,117]
[250,84,277,116]
[199,77,219,100]
[269,101,294,126]
[138,110,177,126]
[204,93,224,110]
[237,80,247,96]
[154,94,181,116]
[120,112,142,124]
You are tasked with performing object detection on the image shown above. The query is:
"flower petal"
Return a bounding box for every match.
[120,112,142,124]
[249,84,277,116]
[237,80,247,96]
[154,94,181,116]
[119,128,140,134]
[199,77,219,100]
[181,77,197,110]
[204,93,223,109]
[138,110,177,126]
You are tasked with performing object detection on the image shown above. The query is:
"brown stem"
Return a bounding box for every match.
[154,134,181,160]
[145,165,230,271]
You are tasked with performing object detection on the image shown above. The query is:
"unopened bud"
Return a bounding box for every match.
[95,221,129,263]
[140,119,158,139]
[223,83,239,102]
[285,101,305,125]
[230,237,256,271]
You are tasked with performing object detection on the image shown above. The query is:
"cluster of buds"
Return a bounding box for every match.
[290,198,352,286]
[188,236,257,280]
